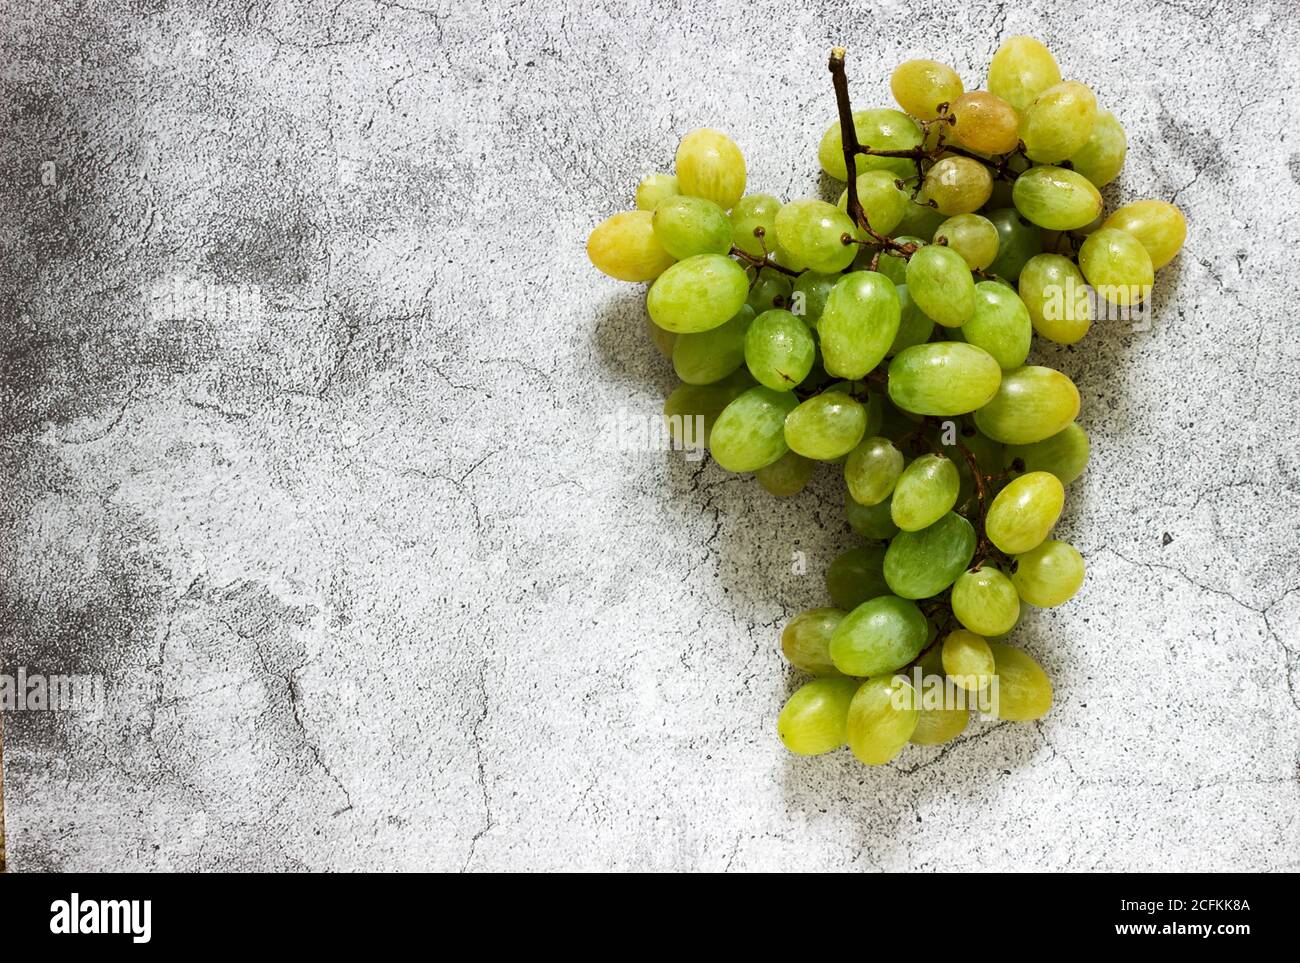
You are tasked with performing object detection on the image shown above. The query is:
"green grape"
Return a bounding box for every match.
[790,271,838,329]
[875,235,925,286]
[830,595,928,677]
[675,128,746,210]
[906,244,976,327]
[934,213,999,270]
[818,271,901,378]
[985,208,1043,282]
[781,607,846,675]
[986,470,1065,554]
[587,210,677,282]
[818,108,924,180]
[636,173,680,211]
[646,315,677,358]
[785,391,869,460]
[730,193,782,257]
[895,198,948,239]
[987,643,1053,721]
[890,284,936,356]
[887,342,1002,415]
[1012,166,1103,231]
[1004,422,1089,485]
[844,436,904,506]
[747,267,793,314]
[1068,109,1127,187]
[756,450,815,497]
[709,385,799,471]
[662,376,748,450]
[825,545,890,611]
[945,90,1020,155]
[1011,539,1085,607]
[845,490,900,539]
[744,309,816,391]
[1018,254,1093,344]
[671,304,752,385]
[1102,200,1187,270]
[910,700,969,745]
[836,170,909,234]
[846,675,919,764]
[942,628,996,691]
[651,195,733,259]
[974,365,1081,444]
[647,254,749,332]
[988,35,1062,114]
[1078,228,1154,307]
[777,676,860,755]
[961,280,1031,370]
[883,511,976,599]
[1020,81,1097,163]
[890,453,960,532]
[951,568,1020,636]
[920,156,993,215]
[773,199,862,274]
[890,59,964,120]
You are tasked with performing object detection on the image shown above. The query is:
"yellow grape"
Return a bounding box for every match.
[778,677,860,755]
[675,128,747,211]
[1102,200,1187,270]
[987,643,1053,721]
[941,629,995,691]
[946,91,1021,155]
[846,675,919,765]
[587,210,676,282]
[988,36,1062,114]
[891,59,965,120]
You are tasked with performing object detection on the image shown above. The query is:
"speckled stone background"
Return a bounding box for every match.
[1,0,1297,872]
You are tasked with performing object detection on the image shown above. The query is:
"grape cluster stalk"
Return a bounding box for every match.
[586,37,1188,766]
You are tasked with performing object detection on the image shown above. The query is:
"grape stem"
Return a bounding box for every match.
[729,245,801,278]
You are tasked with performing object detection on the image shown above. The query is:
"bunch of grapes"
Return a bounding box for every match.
[587,37,1187,767]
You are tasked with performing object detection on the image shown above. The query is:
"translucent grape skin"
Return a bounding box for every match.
[946,91,1021,155]
[1011,539,1085,607]
[987,643,1053,721]
[651,195,732,259]
[825,545,890,611]
[785,391,868,460]
[846,675,919,764]
[1101,200,1187,270]
[890,59,964,120]
[672,304,753,384]
[675,128,746,211]
[891,284,937,355]
[920,155,993,215]
[730,193,783,258]
[587,210,677,282]
[985,470,1065,554]
[819,108,924,181]
[941,628,996,691]
[1012,166,1103,231]
[1068,109,1127,187]
[1019,81,1097,163]
[791,271,838,328]
[647,254,749,333]
[744,309,816,391]
[777,676,860,755]
[951,567,1021,636]
[974,365,1081,445]
[1018,253,1093,344]
[818,271,901,378]
[756,450,815,497]
[781,607,846,675]
[1004,422,1090,485]
[846,491,900,539]
[985,208,1043,282]
[844,436,904,506]
[934,213,999,270]
[709,385,799,472]
[836,169,909,234]
[960,280,1032,370]
[1078,228,1154,307]
[890,453,960,532]
[988,35,1062,114]
[906,244,976,326]
[636,173,680,211]
[883,511,976,599]
[829,595,929,677]
[774,198,862,274]
[887,342,1002,416]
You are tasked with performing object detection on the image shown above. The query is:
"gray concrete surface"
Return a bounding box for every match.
[1,0,1297,872]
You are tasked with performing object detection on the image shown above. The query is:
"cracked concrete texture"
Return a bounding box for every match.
[1,0,1297,871]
